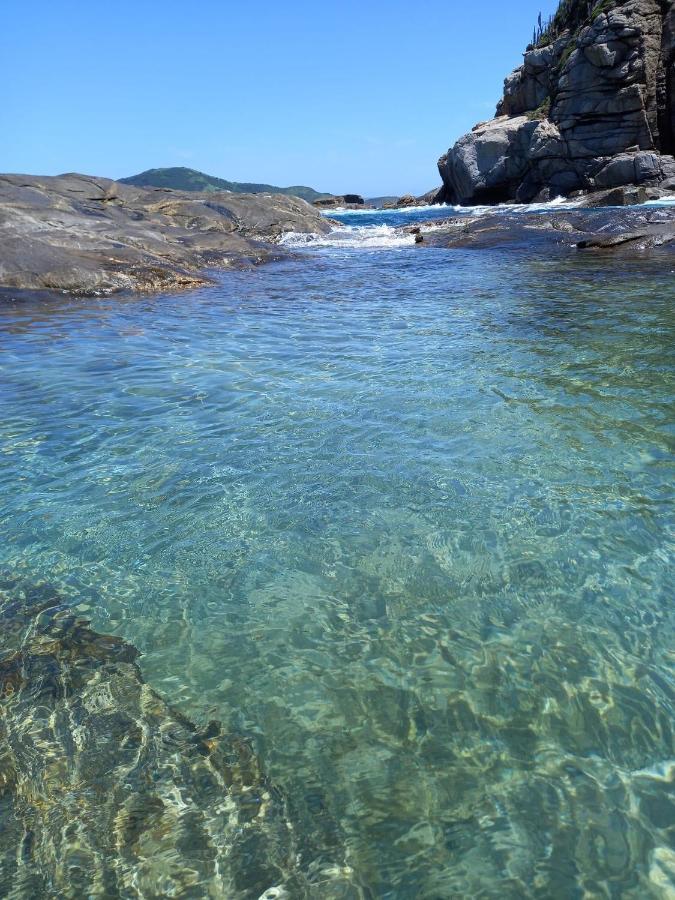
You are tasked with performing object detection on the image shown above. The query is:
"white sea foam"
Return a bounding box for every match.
[324,197,578,218]
[281,224,415,250]
[449,196,585,215]
[290,192,675,253]
[329,193,675,219]
[642,195,675,207]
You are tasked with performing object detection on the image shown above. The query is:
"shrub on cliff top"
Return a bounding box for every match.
[532,0,610,48]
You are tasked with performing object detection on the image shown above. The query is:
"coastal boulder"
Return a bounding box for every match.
[438,116,539,204]
[593,150,675,187]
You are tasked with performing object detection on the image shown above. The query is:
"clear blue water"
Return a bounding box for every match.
[1,208,674,897]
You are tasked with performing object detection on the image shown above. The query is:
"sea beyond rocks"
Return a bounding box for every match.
[3,0,675,298]
[435,0,675,205]
[0,174,331,295]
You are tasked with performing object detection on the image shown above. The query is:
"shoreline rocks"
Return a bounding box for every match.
[436,0,675,205]
[405,204,675,253]
[0,173,332,297]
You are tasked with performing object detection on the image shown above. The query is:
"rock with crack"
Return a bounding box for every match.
[436,0,675,205]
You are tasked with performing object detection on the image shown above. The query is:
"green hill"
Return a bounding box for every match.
[119,167,330,203]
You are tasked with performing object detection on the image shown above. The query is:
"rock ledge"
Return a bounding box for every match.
[0,173,332,296]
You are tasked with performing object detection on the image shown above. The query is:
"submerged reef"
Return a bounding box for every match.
[0,580,362,899]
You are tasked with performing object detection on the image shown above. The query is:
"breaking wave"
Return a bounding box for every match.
[283,193,675,252]
[280,224,415,251]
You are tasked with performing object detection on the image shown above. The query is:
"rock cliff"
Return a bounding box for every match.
[437,0,675,204]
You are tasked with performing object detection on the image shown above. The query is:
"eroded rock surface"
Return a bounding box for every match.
[0,174,332,296]
[409,204,675,252]
[0,580,362,899]
[437,0,675,204]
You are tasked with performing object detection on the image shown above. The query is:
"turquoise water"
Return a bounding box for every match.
[1,210,674,897]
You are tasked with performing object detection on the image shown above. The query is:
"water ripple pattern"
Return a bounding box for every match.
[0,215,674,897]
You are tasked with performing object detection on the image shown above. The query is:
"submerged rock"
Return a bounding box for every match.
[436,0,675,205]
[0,580,362,899]
[0,174,332,297]
[383,189,445,209]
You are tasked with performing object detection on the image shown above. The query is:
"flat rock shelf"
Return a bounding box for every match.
[0,174,331,296]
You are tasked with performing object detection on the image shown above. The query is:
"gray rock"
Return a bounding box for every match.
[436,0,675,205]
[392,193,417,207]
[497,33,571,117]
[391,188,443,208]
[576,184,650,205]
[593,150,675,186]
[438,116,539,204]
[0,173,332,296]
[313,194,366,209]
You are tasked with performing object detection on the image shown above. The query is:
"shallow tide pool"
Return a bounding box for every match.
[1,217,674,897]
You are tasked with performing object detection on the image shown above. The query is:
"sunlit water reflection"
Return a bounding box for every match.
[1,229,674,897]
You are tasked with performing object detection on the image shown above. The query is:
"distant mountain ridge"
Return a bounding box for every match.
[119,167,331,203]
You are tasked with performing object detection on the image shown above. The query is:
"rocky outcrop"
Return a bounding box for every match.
[0,174,331,295]
[437,0,675,204]
[386,188,445,208]
[313,194,366,209]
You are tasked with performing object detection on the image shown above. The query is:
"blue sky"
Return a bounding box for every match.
[2,0,559,195]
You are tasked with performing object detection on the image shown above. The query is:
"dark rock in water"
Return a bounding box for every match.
[385,188,445,209]
[0,580,363,899]
[576,222,675,248]
[394,194,418,208]
[575,185,649,206]
[313,195,366,209]
[435,0,675,205]
[412,205,675,254]
[0,174,331,296]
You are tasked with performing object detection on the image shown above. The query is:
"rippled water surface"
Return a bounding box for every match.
[1,215,674,897]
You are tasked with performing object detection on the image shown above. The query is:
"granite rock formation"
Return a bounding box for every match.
[0,174,331,295]
[385,189,445,208]
[437,0,675,204]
